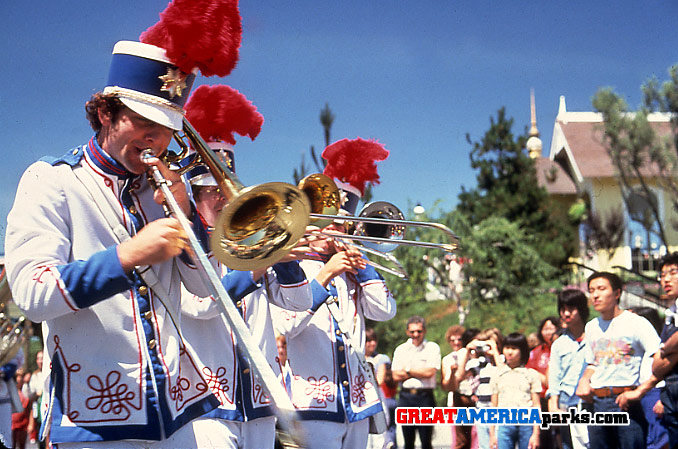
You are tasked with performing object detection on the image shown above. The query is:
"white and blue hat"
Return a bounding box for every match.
[103,41,197,131]
[186,142,235,187]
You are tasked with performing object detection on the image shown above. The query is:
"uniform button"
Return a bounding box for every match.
[148,339,156,349]
[129,206,137,215]
[236,301,242,308]
[138,285,148,296]
[338,345,344,352]
[144,311,153,320]
[335,330,341,336]
[72,149,78,155]
[243,368,250,374]
[342,381,349,387]
[340,363,346,369]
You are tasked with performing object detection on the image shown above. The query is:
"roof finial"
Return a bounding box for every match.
[527,88,543,159]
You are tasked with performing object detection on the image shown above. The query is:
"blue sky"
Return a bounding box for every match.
[1,1,677,250]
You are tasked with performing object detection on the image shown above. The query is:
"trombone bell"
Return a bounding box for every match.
[354,202,405,253]
[212,183,310,271]
[297,173,341,228]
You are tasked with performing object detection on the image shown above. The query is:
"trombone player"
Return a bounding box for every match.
[3,40,228,448]
[272,138,397,449]
[178,84,313,449]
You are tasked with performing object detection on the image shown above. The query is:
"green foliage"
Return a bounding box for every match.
[457,108,576,268]
[457,214,559,307]
[593,65,678,244]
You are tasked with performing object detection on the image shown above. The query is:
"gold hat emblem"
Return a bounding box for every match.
[159,68,188,98]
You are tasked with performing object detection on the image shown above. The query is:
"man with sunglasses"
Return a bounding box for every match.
[391,316,441,449]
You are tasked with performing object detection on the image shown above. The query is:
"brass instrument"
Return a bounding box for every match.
[0,269,26,367]
[143,144,305,447]
[168,119,310,271]
[298,173,460,253]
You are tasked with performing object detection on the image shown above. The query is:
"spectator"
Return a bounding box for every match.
[472,328,504,449]
[527,332,540,350]
[576,271,661,449]
[629,307,669,449]
[450,328,481,449]
[527,316,558,449]
[10,368,30,449]
[489,332,541,449]
[392,316,441,449]
[441,325,465,449]
[24,350,44,449]
[653,252,678,449]
[366,328,397,449]
[0,348,23,448]
[547,289,590,449]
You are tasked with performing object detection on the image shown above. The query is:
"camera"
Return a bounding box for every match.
[475,342,490,354]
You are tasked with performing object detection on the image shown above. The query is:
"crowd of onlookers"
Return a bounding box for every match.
[363,252,678,449]
[1,350,45,449]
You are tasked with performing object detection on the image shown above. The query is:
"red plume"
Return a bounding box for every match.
[322,138,390,195]
[140,0,242,77]
[184,85,263,145]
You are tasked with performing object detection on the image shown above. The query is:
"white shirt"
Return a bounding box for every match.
[392,339,441,390]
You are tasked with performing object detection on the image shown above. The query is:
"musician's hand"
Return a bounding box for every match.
[117,218,189,272]
[316,248,367,287]
[143,155,191,217]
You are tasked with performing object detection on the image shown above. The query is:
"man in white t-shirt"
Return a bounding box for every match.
[391,316,441,449]
[576,272,661,449]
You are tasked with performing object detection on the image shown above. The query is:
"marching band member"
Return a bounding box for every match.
[4,2,243,446]
[272,138,397,449]
[179,85,312,449]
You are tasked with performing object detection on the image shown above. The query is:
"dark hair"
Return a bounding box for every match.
[557,289,590,323]
[365,327,378,342]
[503,332,530,366]
[629,307,663,336]
[407,315,426,329]
[445,325,465,343]
[85,92,125,133]
[659,252,678,273]
[587,271,623,298]
[477,328,504,352]
[461,328,481,347]
[537,317,559,344]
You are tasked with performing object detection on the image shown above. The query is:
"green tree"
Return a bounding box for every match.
[592,65,678,247]
[457,107,576,268]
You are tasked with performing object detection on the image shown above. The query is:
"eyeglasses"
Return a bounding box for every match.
[658,268,678,281]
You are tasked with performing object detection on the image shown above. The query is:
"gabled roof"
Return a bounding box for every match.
[548,99,672,182]
[534,157,577,195]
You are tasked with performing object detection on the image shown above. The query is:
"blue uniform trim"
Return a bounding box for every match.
[310,280,330,311]
[56,246,134,309]
[222,270,261,304]
[41,146,84,167]
[272,261,306,285]
[355,264,382,283]
[0,363,17,381]
[107,54,195,107]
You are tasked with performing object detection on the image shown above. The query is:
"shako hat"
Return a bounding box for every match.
[103,0,242,131]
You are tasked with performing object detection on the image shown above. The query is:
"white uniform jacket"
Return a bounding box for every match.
[181,260,311,422]
[4,138,219,443]
[272,258,396,423]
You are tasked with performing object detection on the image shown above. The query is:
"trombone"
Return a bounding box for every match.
[147,118,308,447]
[168,120,310,271]
[298,173,460,253]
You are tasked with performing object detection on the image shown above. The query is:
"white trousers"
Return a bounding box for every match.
[53,416,276,449]
[296,418,369,449]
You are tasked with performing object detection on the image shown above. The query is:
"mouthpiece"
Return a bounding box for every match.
[141,149,154,162]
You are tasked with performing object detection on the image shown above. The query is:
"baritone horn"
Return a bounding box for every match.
[168,119,310,271]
